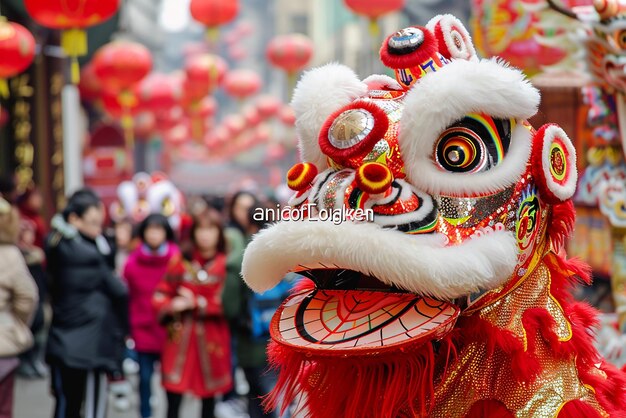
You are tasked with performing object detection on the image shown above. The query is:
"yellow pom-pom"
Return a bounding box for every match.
[287,162,318,191]
[356,162,393,194]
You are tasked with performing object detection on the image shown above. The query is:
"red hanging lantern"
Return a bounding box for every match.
[266,34,314,74]
[222,69,262,101]
[343,0,405,37]
[278,105,296,126]
[204,125,230,149]
[133,112,156,140]
[344,0,404,19]
[137,73,182,114]
[186,96,217,141]
[156,106,183,133]
[228,44,247,61]
[100,87,143,118]
[0,18,36,98]
[163,122,192,146]
[93,41,152,92]
[255,95,282,119]
[189,0,239,41]
[93,41,152,151]
[0,108,9,128]
[185,53,228,98]
[243,106,261,127]
[223,114,246,137]
[24,0,120,83]
[265,143,287,163]
[78,63,102,102]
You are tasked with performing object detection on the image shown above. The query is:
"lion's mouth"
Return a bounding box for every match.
[299,268,411,292]
[244,218,518,353]
[272,268,459,354]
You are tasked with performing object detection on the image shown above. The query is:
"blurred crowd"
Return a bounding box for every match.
[0,175,298,418]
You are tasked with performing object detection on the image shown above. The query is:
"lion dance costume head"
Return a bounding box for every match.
[242,14,626,418]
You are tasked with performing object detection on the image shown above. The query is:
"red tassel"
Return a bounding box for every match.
[456,317,542,384]
[263,338,450,418]
[290,277,315,295]
[556,400,603,418]
[547,200,576,251]
[465,399,514,418]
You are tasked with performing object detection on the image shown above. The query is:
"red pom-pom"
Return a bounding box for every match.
[531,124,577,204]
[356,162,393,194]
[287,162,317,191]
[379,26,439,70]
[318,100,389,164]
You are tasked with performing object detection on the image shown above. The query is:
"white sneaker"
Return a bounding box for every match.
[234,367,249,395]
[123,358,140,375]
[113,395,131,412]
[215,398,249,418]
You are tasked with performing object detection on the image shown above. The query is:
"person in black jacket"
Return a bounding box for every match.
[45,189,128,418]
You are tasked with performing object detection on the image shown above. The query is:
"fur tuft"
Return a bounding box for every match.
[242,220,518,299]
[362,74,402,91]
[291,63,368,170]
[426,14,478,61]
[548,200,576,252]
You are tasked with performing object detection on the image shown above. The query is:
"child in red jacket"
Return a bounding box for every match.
[153,208,232,418]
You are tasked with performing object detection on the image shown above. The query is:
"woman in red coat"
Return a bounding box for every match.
[152,208,232,418]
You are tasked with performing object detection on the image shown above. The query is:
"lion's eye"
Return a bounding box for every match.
[435,114,514,174]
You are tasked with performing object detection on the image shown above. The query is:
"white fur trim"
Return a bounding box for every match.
[541,125,578,201]
[426,14,477,61]
[242,220,518,299]
[291,63,368,170]
[117,181,138,215]
[362,74,403,91]
[147,180,179,213]
[132,172,152,194]
[399,58,539,196]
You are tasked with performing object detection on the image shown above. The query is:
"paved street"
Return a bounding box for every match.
[14,373,203,418]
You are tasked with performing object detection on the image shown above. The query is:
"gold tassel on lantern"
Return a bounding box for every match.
[61,29,87,84]
[0,79,9,99]
[118,90,137,159]
[368,19,380,40]
[206,27,220,44]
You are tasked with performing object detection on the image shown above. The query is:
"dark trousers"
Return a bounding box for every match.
[137,352,159,418]
[0,370,15,418]
[51,365,108,418]
[166,392,215,418]
[243,367,278,418]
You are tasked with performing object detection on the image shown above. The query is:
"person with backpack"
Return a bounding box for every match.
[152,207,232,418]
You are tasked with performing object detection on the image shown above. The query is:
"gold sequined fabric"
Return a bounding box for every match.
[430,261,607,417]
